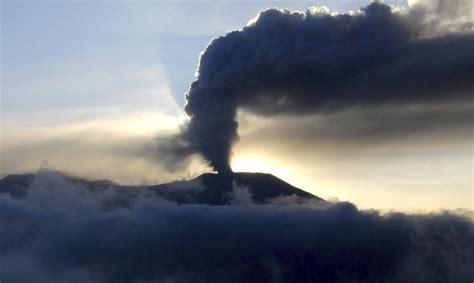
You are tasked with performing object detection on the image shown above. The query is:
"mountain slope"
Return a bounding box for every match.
[0,171,324,205]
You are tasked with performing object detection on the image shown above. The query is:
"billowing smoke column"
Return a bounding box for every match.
[183,1,474,173]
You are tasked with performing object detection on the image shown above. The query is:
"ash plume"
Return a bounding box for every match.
[181,0,474,173]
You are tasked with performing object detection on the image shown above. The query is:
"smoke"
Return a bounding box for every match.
[180,0,474,173]
[0,172,473,282]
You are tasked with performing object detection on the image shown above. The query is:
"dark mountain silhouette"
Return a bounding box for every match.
[0,171,324,205]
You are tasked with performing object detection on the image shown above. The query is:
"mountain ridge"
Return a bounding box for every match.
[0,171,324,205]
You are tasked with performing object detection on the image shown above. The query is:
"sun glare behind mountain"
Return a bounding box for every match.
[231,156,292,180]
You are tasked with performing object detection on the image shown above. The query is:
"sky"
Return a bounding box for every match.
[1,0,472,212]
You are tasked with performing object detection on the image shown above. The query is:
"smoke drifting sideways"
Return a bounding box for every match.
[178,0,474,173]
[0,172,473,282]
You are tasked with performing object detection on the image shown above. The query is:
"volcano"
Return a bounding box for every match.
[0,171,324,205]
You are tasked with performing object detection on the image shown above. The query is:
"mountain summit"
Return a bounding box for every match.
[0,171,324,205]
[149,172,323,205]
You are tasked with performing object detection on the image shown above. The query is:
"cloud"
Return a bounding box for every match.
[232,106,473,211]
[0,114,209,184]
[0,172,473,282]
[178,0,474,173]
[236,101,473,151]
[407,0,473,36]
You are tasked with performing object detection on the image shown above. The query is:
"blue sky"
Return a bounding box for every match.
[2,0,407,117]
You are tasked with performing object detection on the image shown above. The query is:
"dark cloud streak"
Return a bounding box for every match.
[238,102,474,149]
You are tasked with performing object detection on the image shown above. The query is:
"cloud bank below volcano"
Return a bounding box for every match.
[0,172,473,282]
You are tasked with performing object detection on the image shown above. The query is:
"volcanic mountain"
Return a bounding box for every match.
[0,171,324,205]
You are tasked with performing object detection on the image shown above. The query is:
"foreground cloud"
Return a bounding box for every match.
[179,0,474,172]
[0,172,472,282]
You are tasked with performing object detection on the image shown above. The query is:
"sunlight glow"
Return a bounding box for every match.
[407,0,419,7]
[231,156,292,180]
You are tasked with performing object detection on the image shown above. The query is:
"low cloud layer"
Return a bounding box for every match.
[3,112,471,211]
[0,172,472,282]
[0,116,209,184]
[179,0,474,172]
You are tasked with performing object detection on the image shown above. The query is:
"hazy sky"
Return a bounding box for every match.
[2,0,472,212]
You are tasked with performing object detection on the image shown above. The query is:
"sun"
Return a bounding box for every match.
[407,0,419,7]
[231,156,291,179]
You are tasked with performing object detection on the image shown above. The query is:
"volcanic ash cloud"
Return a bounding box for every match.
[176,0,474,173]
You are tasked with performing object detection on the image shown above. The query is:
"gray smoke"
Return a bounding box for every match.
[181,0,474,173]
